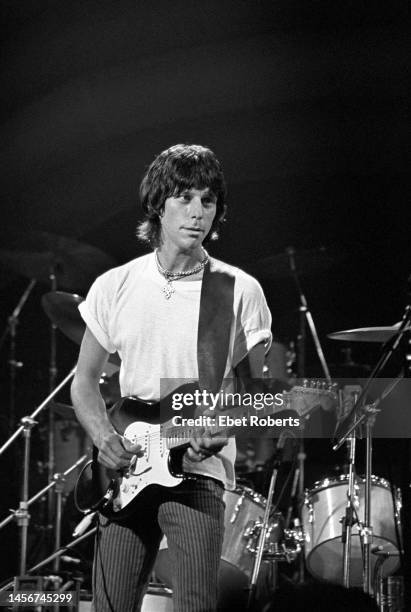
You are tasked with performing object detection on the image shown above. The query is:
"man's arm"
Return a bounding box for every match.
[235,341,266,381]
[71,326,139,470]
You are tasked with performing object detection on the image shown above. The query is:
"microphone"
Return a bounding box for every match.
[273,429,295,465]
[72,511,97,538]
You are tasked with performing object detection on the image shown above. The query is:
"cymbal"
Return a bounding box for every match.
[0,231,116,291]
[328,323,410,343]
[251,246,339,280]
[42,291,120,374]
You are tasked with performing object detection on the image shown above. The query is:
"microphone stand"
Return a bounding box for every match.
[342,434,358,587]
[286,247,332,583]
[247,432,288,611]
[0,279,36,433]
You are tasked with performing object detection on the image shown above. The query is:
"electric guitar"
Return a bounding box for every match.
[85,381,336,521]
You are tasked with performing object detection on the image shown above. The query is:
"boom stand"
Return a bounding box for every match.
[286,247,332,583]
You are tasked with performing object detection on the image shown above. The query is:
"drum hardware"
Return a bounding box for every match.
[333,303,411,596]
[246,430,294,610]
[377,575,404,612]
[341,417,359,587]
[284,467,300,529]
[0,366,78,576]
[372,546,403,610]
[244,516,304,563]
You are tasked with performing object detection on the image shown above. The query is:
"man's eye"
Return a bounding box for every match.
[179,194,191,202]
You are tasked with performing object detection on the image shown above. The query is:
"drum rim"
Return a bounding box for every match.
[306,474,394,495]
[305,535,400,579]
[230,485,267,508]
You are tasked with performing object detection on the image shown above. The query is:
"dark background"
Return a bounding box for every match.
[0,0,409,582]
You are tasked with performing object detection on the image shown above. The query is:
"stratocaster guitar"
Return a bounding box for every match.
[84,381,336,521]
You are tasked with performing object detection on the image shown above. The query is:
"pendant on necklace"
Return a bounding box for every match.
[163,280,175,299]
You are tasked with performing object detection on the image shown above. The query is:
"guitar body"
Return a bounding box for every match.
[92,394,193,521]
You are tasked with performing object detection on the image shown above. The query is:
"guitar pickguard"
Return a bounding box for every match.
[110,420,183,515]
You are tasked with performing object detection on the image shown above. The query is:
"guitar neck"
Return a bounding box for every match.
[165,396,293,450]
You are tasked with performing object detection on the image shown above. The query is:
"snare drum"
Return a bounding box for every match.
[302,475,401,585]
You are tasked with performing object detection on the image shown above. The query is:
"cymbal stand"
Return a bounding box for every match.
[247,432,288,611]
[286,247,332,583]
[48,265,58,531]
[0,366,76,456]
[334,304,411,595]
[18,416,37,575]
[53,473,65,573]
[0,366,77,577]
[0,279,36,432]
[0,454,86,532]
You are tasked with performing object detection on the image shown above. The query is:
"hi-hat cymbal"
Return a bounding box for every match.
[0,231,116,292]
[328,323,410,343]
[42,291,120,373]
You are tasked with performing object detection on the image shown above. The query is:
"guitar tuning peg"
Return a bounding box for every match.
[316,380,321,389]
[303,379,309,388]
[310,380,316,388]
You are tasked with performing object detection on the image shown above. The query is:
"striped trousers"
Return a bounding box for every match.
[92,478,225,612]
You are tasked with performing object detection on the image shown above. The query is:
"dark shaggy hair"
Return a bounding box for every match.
[137,144,227,247]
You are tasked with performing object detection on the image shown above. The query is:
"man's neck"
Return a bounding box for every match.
[156,245,206,273]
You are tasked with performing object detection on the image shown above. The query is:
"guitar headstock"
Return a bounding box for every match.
[283,379,338,417]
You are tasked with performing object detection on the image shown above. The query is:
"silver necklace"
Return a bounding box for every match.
[155,249,209,299]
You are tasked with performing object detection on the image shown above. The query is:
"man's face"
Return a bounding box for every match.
[160,187,217,251]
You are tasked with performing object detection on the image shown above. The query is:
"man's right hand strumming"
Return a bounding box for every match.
[96,430,143,471]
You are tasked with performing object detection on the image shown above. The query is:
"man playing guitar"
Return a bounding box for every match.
[71,143,272,611]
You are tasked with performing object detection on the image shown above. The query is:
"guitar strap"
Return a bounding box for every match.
[197,258,235,393]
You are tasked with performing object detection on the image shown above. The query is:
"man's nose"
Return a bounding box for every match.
[189,196,203,218]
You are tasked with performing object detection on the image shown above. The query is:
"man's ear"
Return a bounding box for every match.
[218,204,227,223]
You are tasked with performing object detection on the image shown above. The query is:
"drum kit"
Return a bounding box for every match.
[0,236,409,610]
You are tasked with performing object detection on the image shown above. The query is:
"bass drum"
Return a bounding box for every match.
[302,475,401,586]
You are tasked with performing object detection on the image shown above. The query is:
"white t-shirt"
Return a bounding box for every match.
[79,252,272,488]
